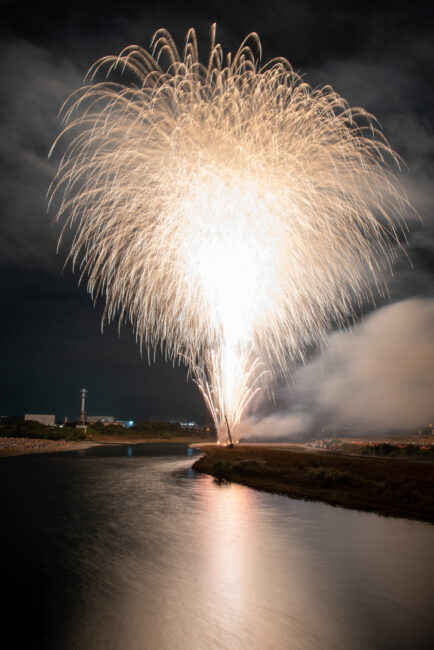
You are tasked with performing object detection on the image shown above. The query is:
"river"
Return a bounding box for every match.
[1,443,433,649]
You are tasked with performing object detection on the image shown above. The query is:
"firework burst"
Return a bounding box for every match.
[49,25,407,441]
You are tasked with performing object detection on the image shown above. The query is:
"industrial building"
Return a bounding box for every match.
[149,415,198,427]
[1,414,55,426]
[87,416,134,428]
[87,416,115,424]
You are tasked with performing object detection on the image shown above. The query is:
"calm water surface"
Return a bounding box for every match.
[1,443,433,650]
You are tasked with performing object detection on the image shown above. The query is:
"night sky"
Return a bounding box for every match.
[1,0,433,427]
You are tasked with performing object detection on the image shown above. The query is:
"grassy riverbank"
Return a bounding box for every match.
[88,421,215,442]
[193,444,434,523]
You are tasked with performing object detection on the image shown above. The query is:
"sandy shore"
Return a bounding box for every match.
[0,437,102,457]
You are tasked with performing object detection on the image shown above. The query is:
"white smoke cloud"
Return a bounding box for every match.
[241,411,312,441]
[242,298,434,439]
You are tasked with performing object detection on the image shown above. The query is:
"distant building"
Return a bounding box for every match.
[87,416,134,428]
[1,414,55,427]
[115,420,134,428]
[87,416,115,424]
[149,416,197,427]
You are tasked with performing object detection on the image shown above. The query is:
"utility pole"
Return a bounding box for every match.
[79,388,88,426]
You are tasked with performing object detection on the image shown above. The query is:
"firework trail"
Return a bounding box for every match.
[49,25,407,441]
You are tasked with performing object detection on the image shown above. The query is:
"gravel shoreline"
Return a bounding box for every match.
[0,437,101,457]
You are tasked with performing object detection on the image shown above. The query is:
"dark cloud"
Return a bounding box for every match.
[0,39,81,269]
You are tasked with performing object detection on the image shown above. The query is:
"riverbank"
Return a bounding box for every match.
[193,444,434,523]
[0,435,214,457]
[0,437,100,457]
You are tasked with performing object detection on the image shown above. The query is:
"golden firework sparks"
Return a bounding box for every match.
[49,25,408,441]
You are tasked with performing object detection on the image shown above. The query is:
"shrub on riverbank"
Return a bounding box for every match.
[341,442,434,459]
[307,467,355,486]
[91,420,202,438]
[89,420,215,441]
[0,421,88,441]
[212,457,267,479]
[132,421,183,435]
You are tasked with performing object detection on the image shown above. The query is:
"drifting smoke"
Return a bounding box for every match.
[49,25,408,440]
[242,298,434,439]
